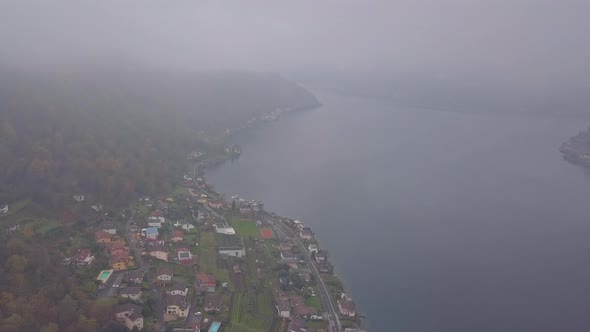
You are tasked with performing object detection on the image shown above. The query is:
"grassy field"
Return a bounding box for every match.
[230,219,259,237]
[198,231,229,283]
[172,185,188,196]
[307,320,329,329]
[305,295,323,310]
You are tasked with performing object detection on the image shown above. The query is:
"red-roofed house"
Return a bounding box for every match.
[176,246,192,265]
[171,230,184,243]
[195,273,216,293]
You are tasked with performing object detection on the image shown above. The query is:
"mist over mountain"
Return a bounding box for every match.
[0,66,320,209]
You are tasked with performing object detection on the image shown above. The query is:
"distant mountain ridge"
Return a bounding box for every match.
[0,67,320,209]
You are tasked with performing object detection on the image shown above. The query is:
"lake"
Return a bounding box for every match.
[207,91,590,332]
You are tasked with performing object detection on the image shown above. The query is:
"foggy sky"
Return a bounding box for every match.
[1,0,589,89]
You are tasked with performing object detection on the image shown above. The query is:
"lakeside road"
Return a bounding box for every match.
[269,213,342,332]
[193,174,343,331]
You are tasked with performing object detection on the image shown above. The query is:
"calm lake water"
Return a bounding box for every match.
[207,91,590,332]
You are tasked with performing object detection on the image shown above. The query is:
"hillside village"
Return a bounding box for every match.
[37,167,364,332]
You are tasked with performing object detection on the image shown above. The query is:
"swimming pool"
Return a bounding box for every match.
[96,269,114,283]
[208,321,221,332]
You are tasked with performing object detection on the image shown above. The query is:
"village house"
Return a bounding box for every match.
[149,244,168,262]
[147,216,165,228]
[207,200,226,209]
[126,270,145,284]
[0,204,8,214]
[165,294,191,317]
[119,286,142,301]
[280,242,293,251]
[181,223,195,231]
[299,227,314,240]
[217,234,246,257]
[280,250,299,263]
[308,244,318,254]
[171,230,184,242]
[337,296,356,317]
[288,317,307,332]
[143,227,159,240]
[73,194,85,202]
[111,257,128,271]
[169,283,189,296]
[108,243,129,256]
[95,230,112,244]
[176,246,192,265]
[203,293,222,313]
[156,268,173,286]
[298,269,312,283]
[100,222,117,235]
[124,311,144,331]
[115,303,142,321]
[315,250,328,264]
[195,273,216,293]
[110,251,135,270]
[72,248,94,267]
[214,222,236,235]
[274,297,291,318]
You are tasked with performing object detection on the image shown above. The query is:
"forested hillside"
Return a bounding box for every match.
[0,67,320,209]
[0,67,319,331]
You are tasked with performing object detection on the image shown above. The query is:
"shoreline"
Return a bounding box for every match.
[192,109,366,331]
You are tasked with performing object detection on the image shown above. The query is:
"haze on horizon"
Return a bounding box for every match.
[1,0,589,113]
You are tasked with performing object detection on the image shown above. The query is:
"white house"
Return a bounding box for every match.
[169,283,189,296]
[156,269,173,285]
[308,244,318,254]
[73,194,85,202]
[181,224,195,231]
[147,216,165,228]
[0,205,8,214]
[214,223,236,235]
[100,222,117,235]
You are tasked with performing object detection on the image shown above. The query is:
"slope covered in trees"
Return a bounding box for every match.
[0,67,320,331]
[0,67,320,209]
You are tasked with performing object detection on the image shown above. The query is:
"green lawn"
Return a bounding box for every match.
[307,320,329,329]
[172,185,188,196]
[230,219,259,237]
[305,295,323,310]
[151,260,193,281]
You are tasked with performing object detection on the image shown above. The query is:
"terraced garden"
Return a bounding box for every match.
[198,231,230,283]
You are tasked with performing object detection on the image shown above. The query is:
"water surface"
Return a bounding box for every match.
[207,92,590,332]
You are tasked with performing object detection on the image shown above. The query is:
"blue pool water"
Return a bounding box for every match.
[208,322,221,332]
